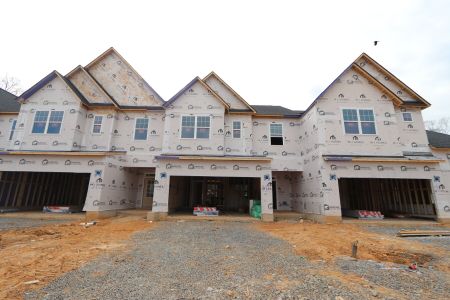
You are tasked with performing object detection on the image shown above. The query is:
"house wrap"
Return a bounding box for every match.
[0,48,449,223]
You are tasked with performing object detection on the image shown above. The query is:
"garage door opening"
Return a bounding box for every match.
[0,171,90,211]
[339,178,436,219]
[168,176,260,214]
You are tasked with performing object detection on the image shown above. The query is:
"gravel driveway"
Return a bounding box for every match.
[26,221,450,300]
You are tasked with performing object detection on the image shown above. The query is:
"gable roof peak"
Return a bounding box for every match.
[354,52,430,108]
[203,71,255,112]
[164,76,230,109]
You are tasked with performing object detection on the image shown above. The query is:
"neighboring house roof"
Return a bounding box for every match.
[164,77,231,109]
[0,88,20,113]
[251,105,301,117]
[426,130,450,149]
[203,71,256,113]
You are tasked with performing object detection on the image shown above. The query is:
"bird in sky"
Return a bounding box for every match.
[374,41,380,46]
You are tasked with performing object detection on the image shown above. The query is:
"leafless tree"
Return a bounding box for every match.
[0,74,22,96]
[425,117,450,134]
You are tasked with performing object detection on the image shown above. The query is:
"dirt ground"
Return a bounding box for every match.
[256,221,450,272]
[0,215,153,300]
[2,214,449,300]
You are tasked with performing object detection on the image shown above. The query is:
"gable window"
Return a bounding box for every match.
[92,116,103,134]
[181,116,211,139]
[32,111,49,133]
[196,116,210,139]
[47,111,64,134]
[402,112,413,122]
[134,118,149,140]
[233,121,241,138]
[32,111,64,134]
[342,109,376,135]
[181,116,195,138]
[270,123,283,145]
[343,109,359,134]
[9,119,17,140]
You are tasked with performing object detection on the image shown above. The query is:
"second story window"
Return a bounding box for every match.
[270,123,283,145]
[134,118,149,140]
[181,116,195,138]
[342,109,376,135]
[92,116,103,134]
[233,121,241,138]
[196,116,210,139]
[402,112,413,122]
[32,111,64,134]
[181,116,210,139]
[9,119,17,140]
[47,111,64,134]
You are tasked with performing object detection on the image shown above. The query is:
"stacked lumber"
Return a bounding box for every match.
[397,229,450,237]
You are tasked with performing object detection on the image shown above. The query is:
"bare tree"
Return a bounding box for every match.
[425,117,450,134]
[0,74,22,96]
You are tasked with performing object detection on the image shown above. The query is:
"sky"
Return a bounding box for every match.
[1,0,449,121]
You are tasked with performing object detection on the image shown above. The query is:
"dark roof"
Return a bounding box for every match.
[426,130,450,148]
[0,88,20,113]
[251,105,301,116]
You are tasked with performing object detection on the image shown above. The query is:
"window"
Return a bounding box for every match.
[270,123,283,145]
[47,111,64,134]
[181,116,195,138]
[342,109,359,134]
[402,112,413,122]
[134,118,149,140]
[92,116,103,134]
[9,119,17,140]
[196,116,210,139]
[359,109,376,134]
[342,109,376,135]
[181,116,211,139]
[32,111,49,133]
[31,111,64,134]
[233,121,241,138]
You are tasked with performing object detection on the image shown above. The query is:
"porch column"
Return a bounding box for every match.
[261,172,274,222]
[148,170,169,221]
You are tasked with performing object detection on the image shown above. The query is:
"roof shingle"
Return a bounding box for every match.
[426,130,450,148]
[0,88,20,113]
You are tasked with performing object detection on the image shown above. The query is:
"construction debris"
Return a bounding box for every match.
[193,207,219,216]
[397,230,450,237]
[79,221,97,228]
[23,280,40,285]
[342,209,384,219]
[43,206,78,213]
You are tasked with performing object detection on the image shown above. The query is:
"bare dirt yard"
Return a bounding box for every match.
[256,221,449,270]
[0,214,153,299]
[1,214,449,299]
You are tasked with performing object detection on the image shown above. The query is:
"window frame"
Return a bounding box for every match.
[195,116,211,139]
[269,122,284,145]
[402,112,413,122]
[31,110,64,134]
[341,108,377,135]
[179,115,211,139]
[232,121,241,139]
[9,119,17,141]
[133,117,149,141]
[46,111,64,134]
[92,115,104,134]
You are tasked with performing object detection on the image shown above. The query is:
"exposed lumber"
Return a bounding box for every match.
[398,230,450,237]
